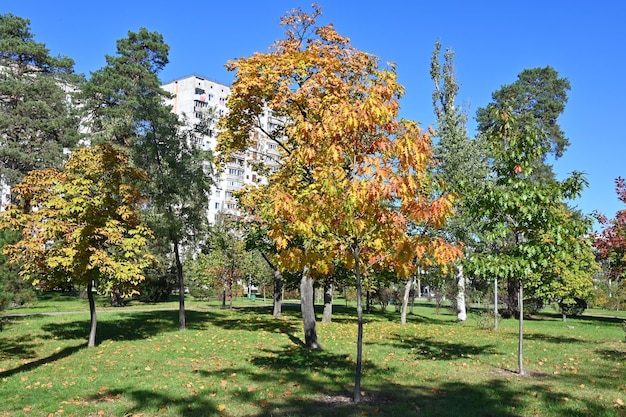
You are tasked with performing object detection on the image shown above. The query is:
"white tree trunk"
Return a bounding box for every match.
[456,264,467,322]
[400,277,412,325]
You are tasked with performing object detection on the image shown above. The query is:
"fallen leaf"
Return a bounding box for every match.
[217,404,226,411]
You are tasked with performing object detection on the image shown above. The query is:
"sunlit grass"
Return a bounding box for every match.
[1,298,625,416]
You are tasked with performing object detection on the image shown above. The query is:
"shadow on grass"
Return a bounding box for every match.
[523,333,587,344]
[38,309,220,344]
[0,343,84,378]
[84,387,222,417]
[388,335,498,361]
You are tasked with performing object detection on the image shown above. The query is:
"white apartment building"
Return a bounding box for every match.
[161,75,282,223]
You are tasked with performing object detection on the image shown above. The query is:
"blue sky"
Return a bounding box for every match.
[3,1,625,225]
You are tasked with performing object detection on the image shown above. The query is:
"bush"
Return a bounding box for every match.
[140,273,177,303]
[472,310,499,330]
[559,298,587,317]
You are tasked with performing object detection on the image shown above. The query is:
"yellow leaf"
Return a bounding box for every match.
[217,404,226,411]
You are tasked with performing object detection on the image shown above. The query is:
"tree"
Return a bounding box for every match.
[430,41,489,322]
[467,107,588,375]
[218,5,461,402]
[81,28,213,330]
[476,66,571,159]
[0,13,81,198]
[0,144,154,347]
[475,66,574,318]
[594,177,626,309]
[0,228,34,310]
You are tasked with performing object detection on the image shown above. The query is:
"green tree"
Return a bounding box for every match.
[475,66,574,317]
[430,41,489,322]
[0,228,34,310]
[81,28,213,330]
[467,107,588,375]
[0,144,154,347]
[476,66,571,159]
[0,13,81,197]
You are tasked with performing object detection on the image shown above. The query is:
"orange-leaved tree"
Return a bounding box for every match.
[218,5,461,402]
[0,144,155,347]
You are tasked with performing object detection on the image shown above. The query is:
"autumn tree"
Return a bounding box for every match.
[0,144,154,347]
[218,6,460,402]
[81,28,213,330]
[594,177,626,310]
[0,13,81,199]
[430,41,489,322]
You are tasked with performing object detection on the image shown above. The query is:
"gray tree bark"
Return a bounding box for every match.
[322,279,333,323]
[87,279,97,348]
[260,251,283,318]
[301,266,321,349]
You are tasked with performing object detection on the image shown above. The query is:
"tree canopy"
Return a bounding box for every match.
[218,5,460,402]
[0,144,154,346]
[0,13,81,194]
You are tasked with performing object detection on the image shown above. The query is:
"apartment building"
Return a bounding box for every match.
[161,75,282,223]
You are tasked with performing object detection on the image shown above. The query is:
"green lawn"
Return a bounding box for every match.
[1,297,625,416]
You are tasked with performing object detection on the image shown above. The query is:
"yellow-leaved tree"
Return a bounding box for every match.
[0,144,155,347]
[218,5,461,402]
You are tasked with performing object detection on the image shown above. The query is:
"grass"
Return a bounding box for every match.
[0,297,625,417]
[1,291,278,315]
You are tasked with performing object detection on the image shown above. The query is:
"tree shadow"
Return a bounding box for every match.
[0,343,84,378]
[83,387,221,417]
[523,333,587,344]
[38,309,217,344]
[388,334,499,361]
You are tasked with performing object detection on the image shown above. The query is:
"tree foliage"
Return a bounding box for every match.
[0,144,154,346]
[467,105,591,373]
[430,41,489,322]
[81,28,213,330]
[218,5,460,402]
[476,66,571,159]
[595,177,626,307]
[0,13,81,194]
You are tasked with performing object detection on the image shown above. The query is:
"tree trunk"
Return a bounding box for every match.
[322,278,333,323]
[456,264,467,322]
[174,237,186,331]
[353,244,364,404]
[400,277,412,325]
[518,278,525,376]
[87,279,97,348]
[300,266,321,349]
[261,251,283,318]
[494,277,499,330]
[273,268,283,318]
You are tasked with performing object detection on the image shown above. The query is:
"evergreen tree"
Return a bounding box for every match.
[0,13,81,198]
[81,29,213,330]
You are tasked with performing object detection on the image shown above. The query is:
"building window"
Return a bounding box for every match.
[215,202,220,209]
[228,168,244,176]
[194,100,208,109]
[195,88,206,95]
